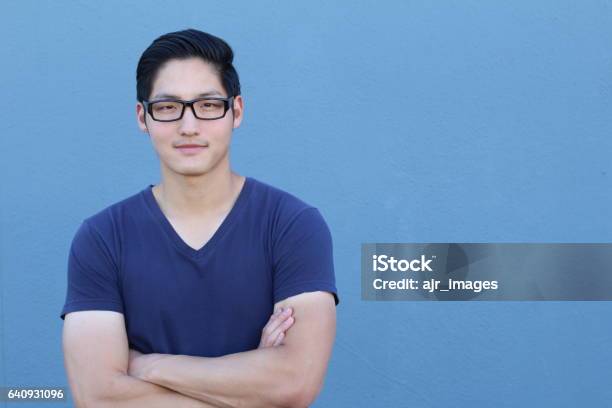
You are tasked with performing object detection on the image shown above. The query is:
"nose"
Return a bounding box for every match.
[178,105,200,135]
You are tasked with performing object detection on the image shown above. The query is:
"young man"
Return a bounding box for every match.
[60,28,339,408]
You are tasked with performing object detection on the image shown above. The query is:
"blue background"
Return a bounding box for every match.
[2,1,612,406]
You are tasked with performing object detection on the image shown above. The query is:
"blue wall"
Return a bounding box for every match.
[1,1,611,406]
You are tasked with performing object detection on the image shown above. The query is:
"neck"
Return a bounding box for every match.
[153,156,244,220]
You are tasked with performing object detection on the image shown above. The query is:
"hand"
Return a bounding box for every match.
[258,307,294,349]
[128,348,165,380]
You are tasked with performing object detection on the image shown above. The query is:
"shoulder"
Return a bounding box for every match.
[247,177,332,243]
[248,177,322,222]
[80,187,147,234]
[73,187,148,255]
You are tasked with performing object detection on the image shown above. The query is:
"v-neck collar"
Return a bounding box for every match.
[142,177,253,260]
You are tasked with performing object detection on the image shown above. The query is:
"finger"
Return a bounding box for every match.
[259,309,285,347]
[262,308,293,340]
[267,308,283,327]
[266,316,294,346]
[272,331,285,347]
[261,312,293,348]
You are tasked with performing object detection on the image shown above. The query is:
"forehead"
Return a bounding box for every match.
[151,57,225,99]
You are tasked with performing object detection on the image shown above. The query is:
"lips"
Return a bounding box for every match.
[175,144,207,156]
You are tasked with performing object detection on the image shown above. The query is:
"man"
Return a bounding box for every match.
[60,28,339,408]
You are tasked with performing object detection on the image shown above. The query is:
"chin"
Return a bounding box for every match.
[161,151,225,176]
[168,161,217,177]
[174,166,212,177]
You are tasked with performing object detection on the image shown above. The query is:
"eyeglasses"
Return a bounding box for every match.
[142,96,234,122]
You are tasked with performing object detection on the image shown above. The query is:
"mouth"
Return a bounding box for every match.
[175,144,208,155]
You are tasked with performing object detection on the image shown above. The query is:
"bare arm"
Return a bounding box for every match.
[132,291,337,408]
[62,310,221,407]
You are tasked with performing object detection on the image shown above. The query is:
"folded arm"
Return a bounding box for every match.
[133,291,337,408]
[62,310,219,407]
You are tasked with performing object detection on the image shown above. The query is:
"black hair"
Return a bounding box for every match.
[136,28,241,103]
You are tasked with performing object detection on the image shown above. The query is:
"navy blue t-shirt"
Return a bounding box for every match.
[60,177,339,357]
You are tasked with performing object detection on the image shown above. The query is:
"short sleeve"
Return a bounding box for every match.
[60,220,124,320]
[272,207,339,306]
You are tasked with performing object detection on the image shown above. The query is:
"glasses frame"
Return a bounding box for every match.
[142,96,235,122]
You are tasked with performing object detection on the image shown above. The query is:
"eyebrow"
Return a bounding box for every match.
[151,91,224,99]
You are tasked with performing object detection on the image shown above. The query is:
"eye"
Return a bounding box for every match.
[197,100,223,109]
[155,104,177,111]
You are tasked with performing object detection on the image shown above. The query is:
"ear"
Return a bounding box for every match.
[136,102,148,133]
[232,95,244,129]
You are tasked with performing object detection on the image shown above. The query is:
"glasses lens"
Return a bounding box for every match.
[150,101,183,121]
[193,99,227,119]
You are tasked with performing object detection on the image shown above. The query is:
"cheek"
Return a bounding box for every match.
[149,127,174,143]
[208,122,233,139]
[149,135,176,158]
